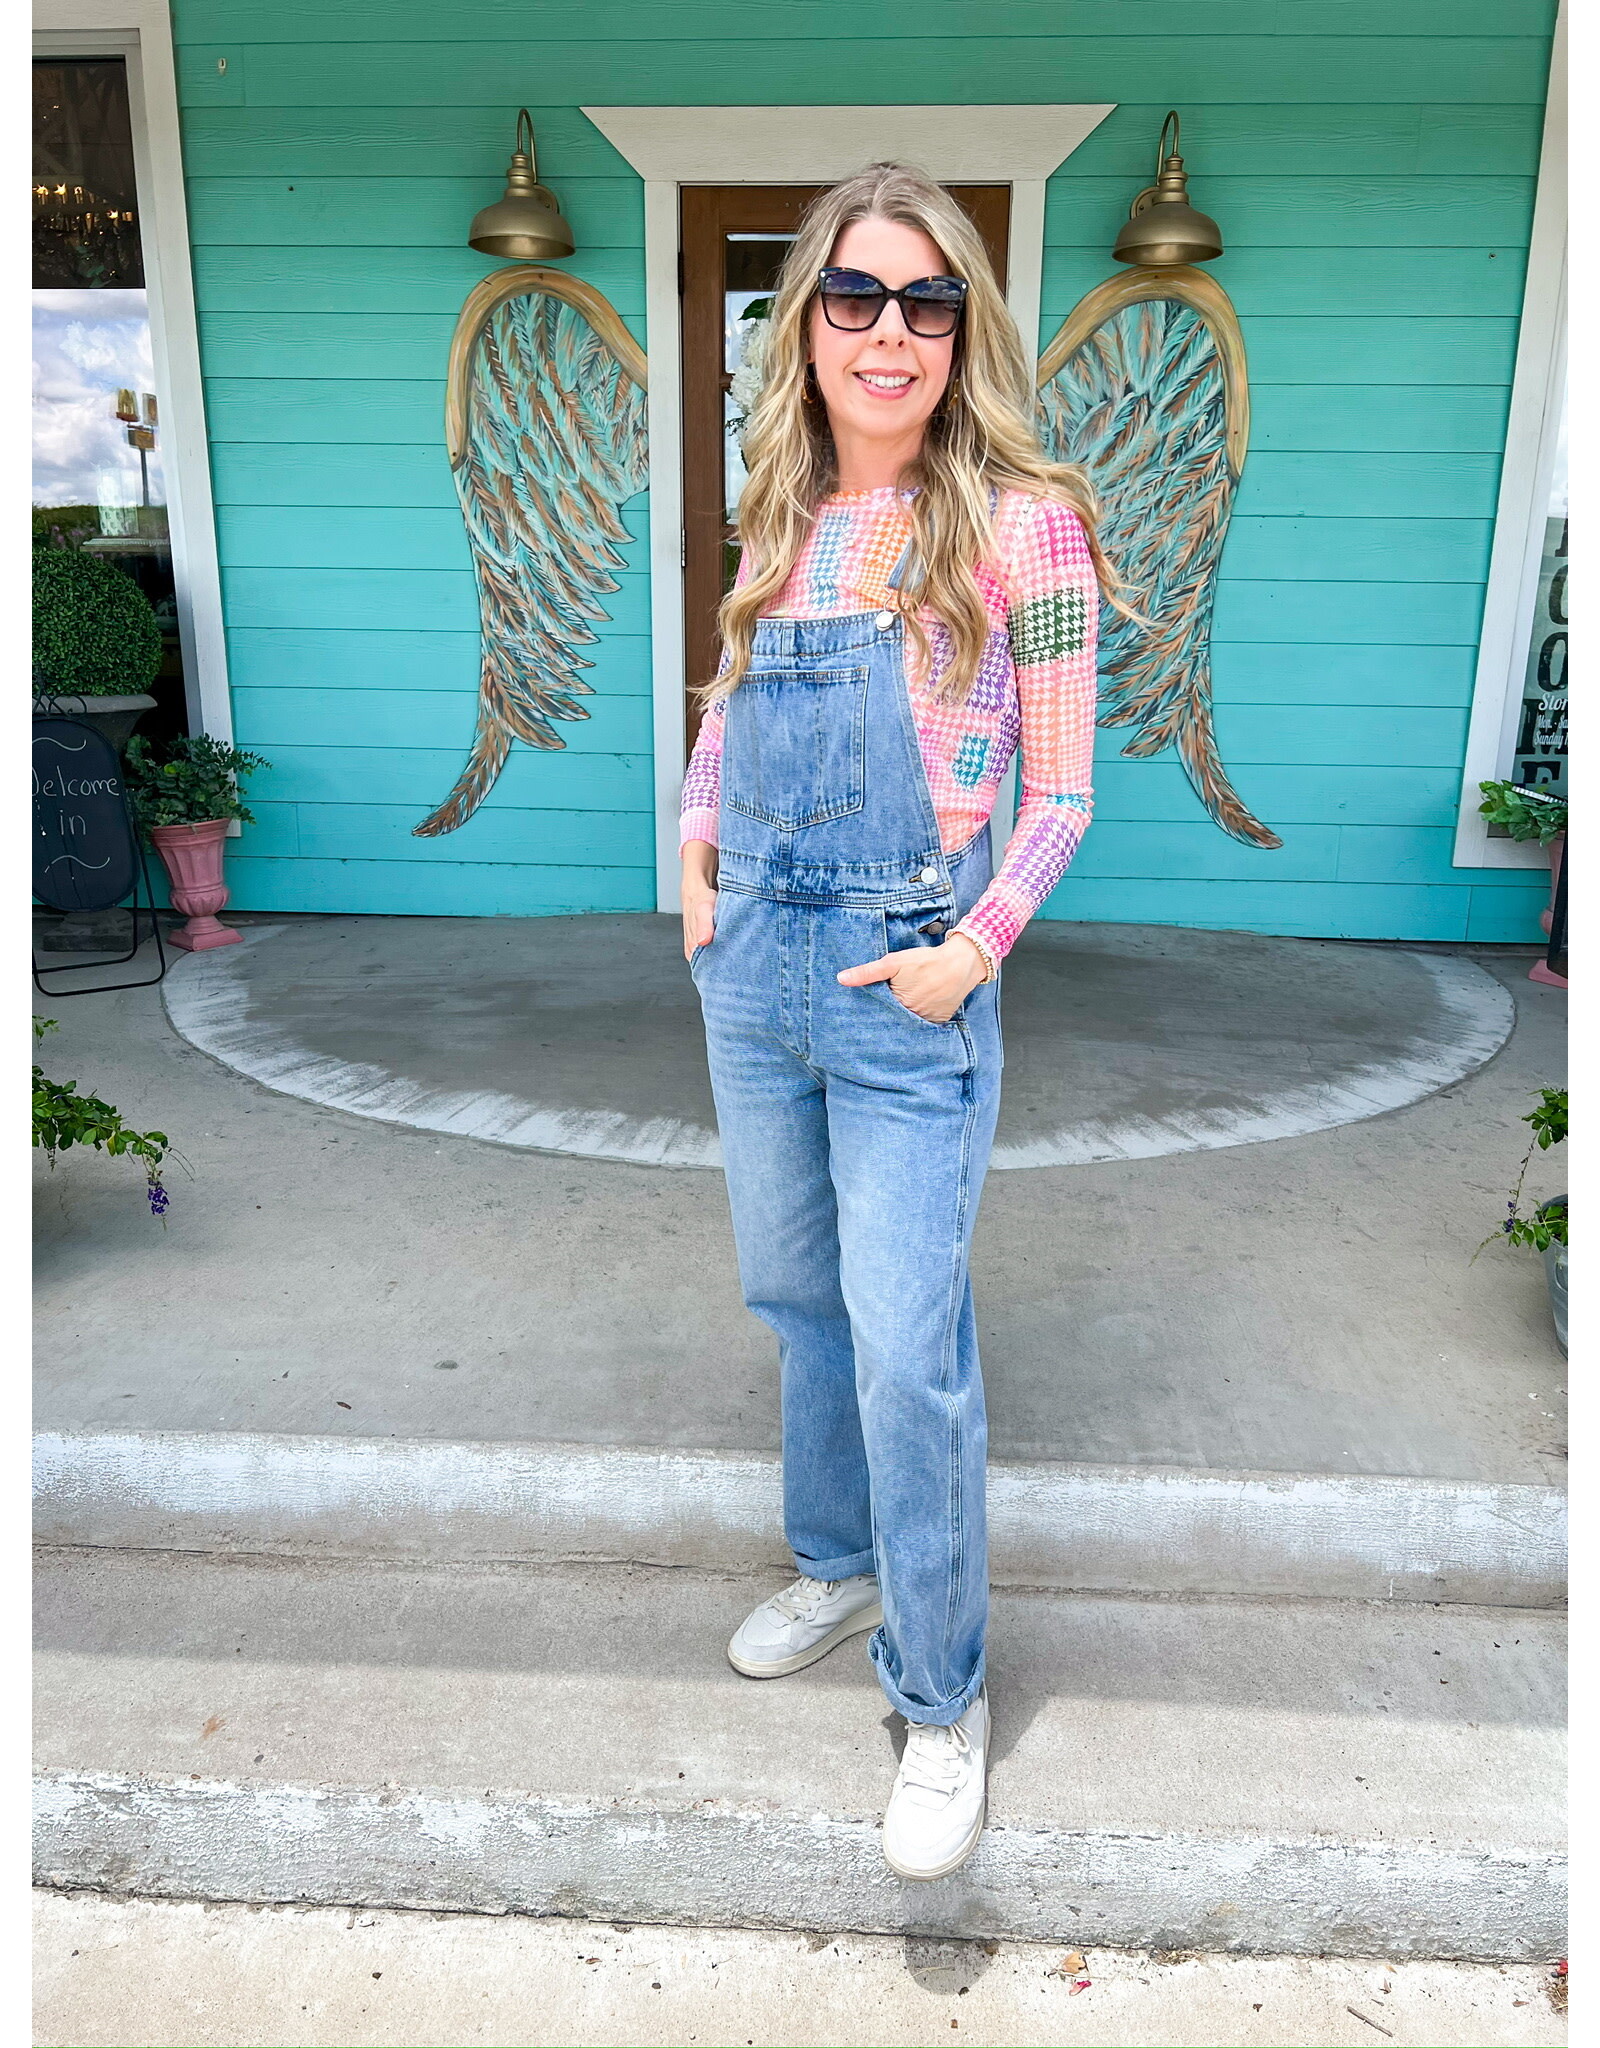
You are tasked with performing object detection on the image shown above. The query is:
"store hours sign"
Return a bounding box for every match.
[1513,514,1568,798]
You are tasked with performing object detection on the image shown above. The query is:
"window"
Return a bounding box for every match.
[1509,380,1567,802]
[1454,5,1565,867]
[33,55,188,742]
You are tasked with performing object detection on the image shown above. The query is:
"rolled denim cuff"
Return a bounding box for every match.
[869,1628,987,1726]
[792,1545,877,1582]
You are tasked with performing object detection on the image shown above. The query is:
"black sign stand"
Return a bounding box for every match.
[33,713,168,996]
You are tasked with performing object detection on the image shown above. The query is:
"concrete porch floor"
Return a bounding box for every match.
[157,913,1515,1170]
[32,914,1566,1487]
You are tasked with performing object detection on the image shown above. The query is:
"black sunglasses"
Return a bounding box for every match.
[817,266,968,338]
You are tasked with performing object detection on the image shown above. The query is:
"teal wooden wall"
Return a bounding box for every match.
[171,0,1558,940]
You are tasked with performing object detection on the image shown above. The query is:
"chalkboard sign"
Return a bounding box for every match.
[33,716,141,912]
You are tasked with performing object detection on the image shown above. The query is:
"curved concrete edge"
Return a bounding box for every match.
[993,954,1517,1167]
[161,928,724,1171]
[33,1769,1567,1962]
[33,1430,1567,1608]
[162,932,1516,1172]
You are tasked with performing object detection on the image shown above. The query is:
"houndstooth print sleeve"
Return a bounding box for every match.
[679,697,725,851]
[952,494,1097,965]
[679,545,749,851]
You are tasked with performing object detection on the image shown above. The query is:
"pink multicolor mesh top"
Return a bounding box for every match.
[679,485,1098,963]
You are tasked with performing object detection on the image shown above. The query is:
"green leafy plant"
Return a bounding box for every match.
[32,544,162,698]
[1478,1086,1568,1256]
[32,1018,173,1218]
[32,504,102,549]
[1478,779,1567,845]
[122,732,269,834]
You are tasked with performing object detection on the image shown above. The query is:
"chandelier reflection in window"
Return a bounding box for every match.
[33,181,143,288]
[33,60,145,288]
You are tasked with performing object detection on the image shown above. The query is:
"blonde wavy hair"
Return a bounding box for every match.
[711,161,1123,705]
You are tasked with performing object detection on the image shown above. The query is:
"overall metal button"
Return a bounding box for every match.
[874,610,896,631]
[917,865,939,883]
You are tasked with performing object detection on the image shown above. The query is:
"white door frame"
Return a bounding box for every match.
[34,0,232,744]
[1452,1,1566,871]
[581,106,1116,910]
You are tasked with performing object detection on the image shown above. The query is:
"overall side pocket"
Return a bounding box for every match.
[867,907,965,1029]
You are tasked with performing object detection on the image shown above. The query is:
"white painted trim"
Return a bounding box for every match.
[1453,1,1565,871]
[581,104,1114,185]
[34,2,233,744]
[582,106,1115,908]
[1003,175,1049,392]
[643,180,687,906]
[988,176,1053,854]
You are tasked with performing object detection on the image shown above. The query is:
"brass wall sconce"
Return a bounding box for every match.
[1112,111,1223,267]
[468,108,576,261]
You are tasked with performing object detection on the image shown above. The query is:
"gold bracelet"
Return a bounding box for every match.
[954,927,998,983]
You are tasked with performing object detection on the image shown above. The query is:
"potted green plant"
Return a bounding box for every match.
[1478,780,1567,938]
[122,733,269,952]
[32,540,162,753]
[1479,1086,1568,1354]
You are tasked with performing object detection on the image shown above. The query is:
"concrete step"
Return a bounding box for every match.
[34,1428,1568,1608]
[34,1891,1572,2048]
[34,1548,1565,1960]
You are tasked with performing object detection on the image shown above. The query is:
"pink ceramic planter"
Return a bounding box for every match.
[1529,832,1567,989]
[1539,832,1566,937]
[149,819,243,951]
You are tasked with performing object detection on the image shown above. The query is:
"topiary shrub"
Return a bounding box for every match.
[32,544,162,698]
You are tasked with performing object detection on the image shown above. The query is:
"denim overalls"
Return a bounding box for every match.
[691,605,1003,1725]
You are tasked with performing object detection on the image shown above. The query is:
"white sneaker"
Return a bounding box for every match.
[882,1686,989,1881]
[726,1574,882,1678]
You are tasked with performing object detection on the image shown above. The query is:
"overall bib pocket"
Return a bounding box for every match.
[723,665,870,831]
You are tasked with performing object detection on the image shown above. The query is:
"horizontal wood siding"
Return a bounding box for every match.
[171,0,1556,936]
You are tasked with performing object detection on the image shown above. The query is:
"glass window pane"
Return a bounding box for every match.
[724,235,793,549]
[34,60,144,289]
[33,289,164,527]
[1512,378,1567,798]
[33,58,187,742]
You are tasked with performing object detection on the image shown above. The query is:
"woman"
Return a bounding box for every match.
[680,162,1114,1881]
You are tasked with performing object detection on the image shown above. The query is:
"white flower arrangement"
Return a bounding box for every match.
[727,312,771,447]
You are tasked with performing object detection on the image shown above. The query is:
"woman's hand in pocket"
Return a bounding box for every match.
[681,841,719,960]
[837,931,989,1022]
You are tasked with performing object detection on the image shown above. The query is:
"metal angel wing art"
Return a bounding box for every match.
[1039,269,1278,849]
[414,267,648,836]
[1038,146,1281,850]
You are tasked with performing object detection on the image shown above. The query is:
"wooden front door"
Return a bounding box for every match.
[679,184,1010,752]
